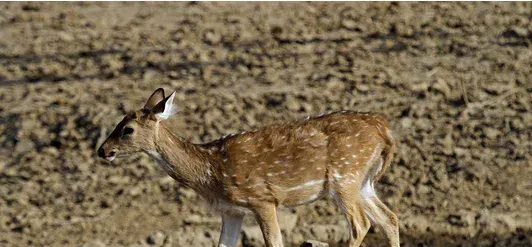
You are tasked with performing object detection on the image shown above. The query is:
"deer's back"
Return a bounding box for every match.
[214,111,392,206]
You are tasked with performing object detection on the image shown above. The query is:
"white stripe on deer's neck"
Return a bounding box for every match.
[147,150,174,174]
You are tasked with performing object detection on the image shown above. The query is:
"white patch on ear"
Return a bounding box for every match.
[155,91,178,120]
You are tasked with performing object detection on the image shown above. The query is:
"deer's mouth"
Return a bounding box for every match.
[105,151,132,161]
[105,151,117,161]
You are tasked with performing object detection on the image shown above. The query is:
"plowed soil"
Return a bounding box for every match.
[0,2,531,247]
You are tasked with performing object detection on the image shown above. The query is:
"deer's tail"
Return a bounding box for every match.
[375,125,396,182]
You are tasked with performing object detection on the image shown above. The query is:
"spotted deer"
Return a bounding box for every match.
[97,88,399,247]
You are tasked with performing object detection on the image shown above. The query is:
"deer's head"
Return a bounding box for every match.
[97,88,177,161]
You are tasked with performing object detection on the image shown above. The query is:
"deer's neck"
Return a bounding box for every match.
[147,123,220,194]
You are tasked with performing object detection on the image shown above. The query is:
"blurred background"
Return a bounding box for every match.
[0,2,530,247]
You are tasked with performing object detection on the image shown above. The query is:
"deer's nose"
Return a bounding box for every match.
[97,147,105,158]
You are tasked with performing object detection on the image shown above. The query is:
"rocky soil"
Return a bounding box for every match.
[0,2,531,247]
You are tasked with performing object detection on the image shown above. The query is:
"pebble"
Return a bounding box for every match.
[15,139,34,154]
[484,127,500,139]
[441,134,454,155]
[400,117,413,129]
[82,240,106,247]
[300,240,329,247]
[341,18,357,30]
[129,186,143,197]
[355,84,370,92]
[58,31,74,42]
[203,30,221,45]
[431,78,451,98]
[146,231,166,246]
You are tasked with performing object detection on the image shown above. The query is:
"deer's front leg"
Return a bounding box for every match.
[253,203,283,247]
[218,214,244,247]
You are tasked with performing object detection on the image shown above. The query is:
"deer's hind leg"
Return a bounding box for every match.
[360,181,400,247]
[332,184,371,247]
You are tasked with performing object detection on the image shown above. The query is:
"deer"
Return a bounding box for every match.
[97,88,400,247]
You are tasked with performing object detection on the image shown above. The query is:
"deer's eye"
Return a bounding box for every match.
[122,127,134,137]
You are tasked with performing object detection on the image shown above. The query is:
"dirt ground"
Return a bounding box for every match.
[0,2,531,247]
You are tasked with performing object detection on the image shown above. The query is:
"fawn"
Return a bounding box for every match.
[97,88,399,247]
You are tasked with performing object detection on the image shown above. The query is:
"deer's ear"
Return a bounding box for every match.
[152,91,178,120]
[143,88,165,110]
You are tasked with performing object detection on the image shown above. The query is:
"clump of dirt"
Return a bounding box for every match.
[0,2,530,247]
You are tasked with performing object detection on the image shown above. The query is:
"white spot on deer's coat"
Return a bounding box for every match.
[333,171,342,180]
[236,199,248,204]
[267,173,273,177]
[343,179,356,185]
[247,184,262,189]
